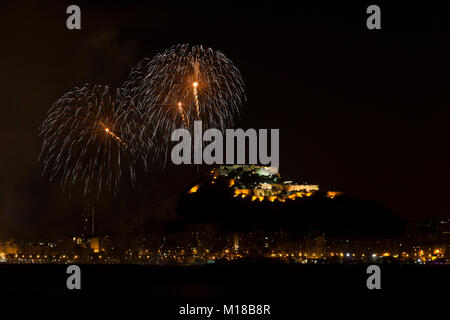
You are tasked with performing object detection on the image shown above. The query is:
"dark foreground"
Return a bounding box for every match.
[0,263,448,317]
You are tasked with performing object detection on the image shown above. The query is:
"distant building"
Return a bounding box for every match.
[0,240,18,260]
[304,232,325,259]
[90,237,100,253]
[233,233,239,251]
[81,203,95,242]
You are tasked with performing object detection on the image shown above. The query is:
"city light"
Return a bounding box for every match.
[0,219,448,265]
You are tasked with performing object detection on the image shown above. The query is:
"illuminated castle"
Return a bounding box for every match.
[190,165,343,202]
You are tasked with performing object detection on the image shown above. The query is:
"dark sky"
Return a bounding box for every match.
[1,1,450,238]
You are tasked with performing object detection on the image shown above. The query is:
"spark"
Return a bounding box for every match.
[104,127,127,146]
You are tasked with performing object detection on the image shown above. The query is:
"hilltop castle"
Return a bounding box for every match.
[189,165,342,202]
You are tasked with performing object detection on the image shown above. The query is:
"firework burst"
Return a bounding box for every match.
[40,45,245,197]
[39,84,150,197]
[121,44,245,156]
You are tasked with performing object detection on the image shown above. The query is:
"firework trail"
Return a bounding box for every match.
[39,84,151,197]
[120,44,246,161]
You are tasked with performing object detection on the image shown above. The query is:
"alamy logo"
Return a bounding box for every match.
[66,5,81,30]
[366,265,381,289]
[171,121,279,168]
[366,5,381,30]
[66,265,81,290]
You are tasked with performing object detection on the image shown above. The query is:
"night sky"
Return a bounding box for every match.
[1,1,450,239]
